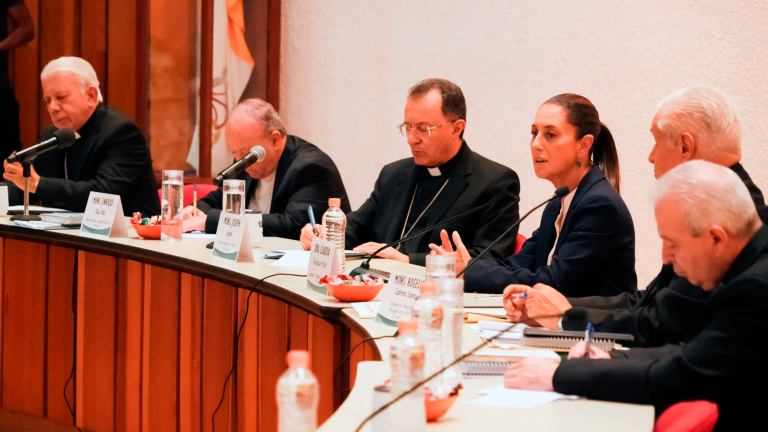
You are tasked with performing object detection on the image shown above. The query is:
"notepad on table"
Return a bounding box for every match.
[461,346,560,377]
[520,328,634,352]
[40,212,84,225]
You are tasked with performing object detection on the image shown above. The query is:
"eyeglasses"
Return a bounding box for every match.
[397,120,456,138]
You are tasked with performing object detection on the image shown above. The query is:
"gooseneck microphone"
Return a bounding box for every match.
[7,128,77,164]
[349,179,520,281]
[213,146,266,185]
[456,185,570,278]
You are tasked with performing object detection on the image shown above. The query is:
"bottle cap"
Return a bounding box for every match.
[328,198,341,207]
[419,281,436,295]
[287,350,310,368]
[398,319,418,333]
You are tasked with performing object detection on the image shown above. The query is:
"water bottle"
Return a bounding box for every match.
[410,281,446,398]
[434,278,464,392]
[277,350,319,432]
[389,319,425,432]
[322,198,346,273]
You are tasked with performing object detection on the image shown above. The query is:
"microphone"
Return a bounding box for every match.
[213,146,266,185]
[7,128,77,164]
[349,179,520,281]
[456,186,569,278]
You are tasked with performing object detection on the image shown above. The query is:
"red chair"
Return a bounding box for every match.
[156,184,219,209]
[653,401,718,432]
[514,233,526,254]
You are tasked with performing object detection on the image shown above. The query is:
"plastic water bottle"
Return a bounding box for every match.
[434,278,464,392]
[389,319,425,432]
[323,198,346,273]
[277,350,319,432]
[410,281,445,398]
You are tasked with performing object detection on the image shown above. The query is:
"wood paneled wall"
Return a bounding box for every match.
[9,0,148,149]
[0,238,378,431]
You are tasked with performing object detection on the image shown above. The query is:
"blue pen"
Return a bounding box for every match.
[585,322,594,359]
[308,206,319,236]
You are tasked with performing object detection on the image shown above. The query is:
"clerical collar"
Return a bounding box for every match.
[75,104,105,139]
[423,140,467,178]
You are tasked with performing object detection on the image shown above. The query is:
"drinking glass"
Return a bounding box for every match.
[222,179,246,215]
[161,170,183,242]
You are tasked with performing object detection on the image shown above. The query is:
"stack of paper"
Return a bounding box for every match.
[469,321,528,344]
[469,386,578,408]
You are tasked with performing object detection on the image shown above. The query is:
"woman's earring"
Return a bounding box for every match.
[576,159,582,168]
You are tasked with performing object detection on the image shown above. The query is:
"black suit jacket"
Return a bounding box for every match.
[464,165,636,296]
[198,135,350,239]
[554,225,768,431]
[563,163,768,346]
[7,104,160,216]
[345,141,520,266]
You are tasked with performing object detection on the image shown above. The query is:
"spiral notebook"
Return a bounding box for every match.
[461,348,560,377]
[520,328,634,352]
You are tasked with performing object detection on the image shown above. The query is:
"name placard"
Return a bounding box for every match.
[245,213,263,248]
[211,213,254,262]
[80,192,127,238]
[373,271,424,327]
[306,238,338,294]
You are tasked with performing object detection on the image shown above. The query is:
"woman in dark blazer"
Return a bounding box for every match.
[431,94,636,297]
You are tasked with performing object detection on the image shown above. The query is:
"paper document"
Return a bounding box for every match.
[464,308,508,317]
[269,250,311,267]
[470,322,527,343]
[351,302,380,319]
[467,347,561,361]
[8,205,67,214]
[13,220,71,230]
[470,386,578,408]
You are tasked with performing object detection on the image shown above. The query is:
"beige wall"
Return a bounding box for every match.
[279,0,768,286]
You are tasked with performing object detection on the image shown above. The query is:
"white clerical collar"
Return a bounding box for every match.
[427,167,441,177]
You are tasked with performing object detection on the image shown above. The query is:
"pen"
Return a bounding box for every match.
[308,206,319,236]
[474,293,527,299]
[585,322,594,359]
[193,183,198,214]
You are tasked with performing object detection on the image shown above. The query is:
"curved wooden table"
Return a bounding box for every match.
[0,219,411,432]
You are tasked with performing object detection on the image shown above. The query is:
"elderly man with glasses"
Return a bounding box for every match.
[300,78,520,265]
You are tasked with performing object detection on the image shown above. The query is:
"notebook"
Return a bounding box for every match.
[520,328,634,352]
[40,212,84,225]
[461,347,560,377]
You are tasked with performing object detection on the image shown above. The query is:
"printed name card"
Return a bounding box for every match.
[211,213,254,262]
[306,238,339,294]
[374,271,425,327]
[80,192,127,237]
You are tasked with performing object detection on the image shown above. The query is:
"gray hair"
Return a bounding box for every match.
[40,57,103,102]
[654,85,741,159]
[653,160,759,237]
[229,98,286,137]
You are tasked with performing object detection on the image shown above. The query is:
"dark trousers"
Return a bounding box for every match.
[0,86,21,177]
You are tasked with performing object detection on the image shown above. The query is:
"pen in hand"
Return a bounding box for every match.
[193,183,198,214]
[584,322,594,359]
[308,206,319,236]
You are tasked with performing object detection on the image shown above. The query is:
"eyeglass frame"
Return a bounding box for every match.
[397,120,457,138]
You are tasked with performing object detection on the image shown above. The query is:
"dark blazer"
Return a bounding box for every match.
[345,141,520,266]
[554,225,768,432]
[7,104,160,216]
[198,135,350,239]
[464,165,636,296]
[563,163,768,346]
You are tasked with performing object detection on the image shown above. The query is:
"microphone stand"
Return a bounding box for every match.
[10,161,40,221]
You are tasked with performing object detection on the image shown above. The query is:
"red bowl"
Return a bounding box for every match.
[131,222,162,239]
[325,282,385,302]
[425,388,460,421]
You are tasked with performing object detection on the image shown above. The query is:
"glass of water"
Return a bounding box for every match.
[425,255,456,283]
[222,179,246,215]
[161,170,184,242]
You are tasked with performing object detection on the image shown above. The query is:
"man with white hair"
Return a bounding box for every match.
[182,98,350,238]
[505,161,767,431]
[3,56,160,216]
[504,86,768,347]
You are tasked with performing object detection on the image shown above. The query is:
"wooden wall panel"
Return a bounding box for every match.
[80,0,108,96]
[180,273,204,432]
[76,251,117,431]
[12,0,41,148]
[257,296,288,432]
[116,259,145,432]
[142,265,181,432]
[107,0,138,124]
[46,246,77,425]
[237,289,259,432]
[1,239,47,415]
[202,280,237,432]
[0,240,3,406]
